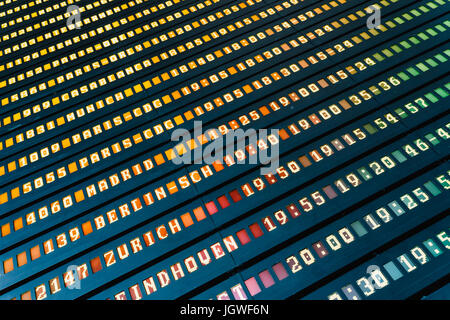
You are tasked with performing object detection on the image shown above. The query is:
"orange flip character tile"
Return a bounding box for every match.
[14,218,23,231]
[154,154,165,165]
[3,258,13,274]
[82,221,93,235]
[180,213,194,228]
[17,252,27,267]
[279,129,290,140]
[21,292,32,300]
[1,223,10,236]
[193,207,207,221]
[90,257,102,273]
[30,245,41,261]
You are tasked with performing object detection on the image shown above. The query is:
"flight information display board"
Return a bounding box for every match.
[0,0,448,300]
